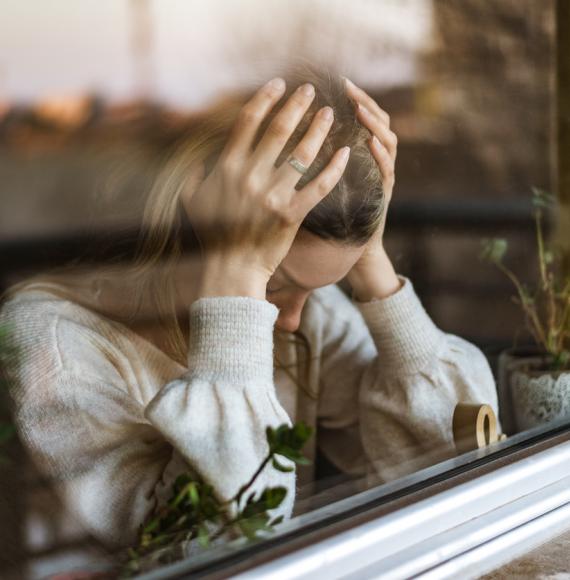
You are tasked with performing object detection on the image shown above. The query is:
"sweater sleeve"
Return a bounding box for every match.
[317,277,498,482]
[145,296,295,514]
[3,295,295,547]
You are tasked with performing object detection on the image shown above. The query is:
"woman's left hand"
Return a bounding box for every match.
[344,78,402,301]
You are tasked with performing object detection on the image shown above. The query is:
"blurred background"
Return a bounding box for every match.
[0,0,556,346]
[0,0,560,577]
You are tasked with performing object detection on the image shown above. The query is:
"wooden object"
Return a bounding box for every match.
[453,403,507,455]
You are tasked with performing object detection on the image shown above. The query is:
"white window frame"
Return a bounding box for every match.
[140,420,570,579]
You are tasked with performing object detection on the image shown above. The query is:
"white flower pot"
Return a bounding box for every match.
[499,349,570,432]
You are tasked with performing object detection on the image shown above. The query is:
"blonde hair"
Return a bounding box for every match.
[5,65,385,379]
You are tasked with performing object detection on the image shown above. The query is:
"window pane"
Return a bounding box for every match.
[0,1,563,578]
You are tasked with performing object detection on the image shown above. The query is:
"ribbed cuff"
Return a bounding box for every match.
[352,277,445,375]
[186,296,278,385]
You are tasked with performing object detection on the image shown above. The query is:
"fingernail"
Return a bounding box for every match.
[267,77,285,92]
[372,136,381,149]
[358,103,371,116]
[300,83,315,97]
[341,146,351,161]
[321,106,333,121]
[344,77,356,90]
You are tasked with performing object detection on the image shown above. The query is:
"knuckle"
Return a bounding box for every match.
[316,178,331,197]
[238,106,261,127]
[265,197,290,221]
[292,145,312,164]
[263,195,278,212]
[241,173,262,196]
[276,205,295,225]
[283,212,296,226]
[267,118,290,139]
[221,154,240,175]
[378,146,391,159]
[291,93,309,108]
[388,131,398,146]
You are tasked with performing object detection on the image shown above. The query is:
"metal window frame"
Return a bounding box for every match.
[238,437,570,580]
[139,421,570,580]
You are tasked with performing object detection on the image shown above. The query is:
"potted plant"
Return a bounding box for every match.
[481,189,570,432]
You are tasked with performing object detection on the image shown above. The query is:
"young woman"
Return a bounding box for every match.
[0,68,498,548]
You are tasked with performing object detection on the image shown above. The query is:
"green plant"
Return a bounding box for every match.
[481,188,570,370]
[122,421,313,577]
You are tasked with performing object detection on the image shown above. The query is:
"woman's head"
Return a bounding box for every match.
[133,64,385,357]
[5,65,386,361]
[267,228,366,332]
[254,66,385,245]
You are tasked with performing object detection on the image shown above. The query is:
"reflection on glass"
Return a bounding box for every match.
[0,1,562,578]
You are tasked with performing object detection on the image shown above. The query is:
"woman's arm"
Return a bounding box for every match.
[314,278,498,483]
[3,294,294,547]
[316,80,498,481]
[354,276,498,480]
[145,296,295,511]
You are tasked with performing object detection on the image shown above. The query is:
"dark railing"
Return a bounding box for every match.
[0,196,542,353]
[0,197,537,274]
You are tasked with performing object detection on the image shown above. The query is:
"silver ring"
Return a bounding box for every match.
[286,155,309,175]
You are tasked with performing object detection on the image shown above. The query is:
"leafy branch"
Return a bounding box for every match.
[122,421,313,577]
[480,188,570,370]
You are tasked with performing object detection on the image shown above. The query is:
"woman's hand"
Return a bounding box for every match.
[182,78,350,300]
[344,78,402,302]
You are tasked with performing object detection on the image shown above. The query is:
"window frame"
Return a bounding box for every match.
[138,421,570,579]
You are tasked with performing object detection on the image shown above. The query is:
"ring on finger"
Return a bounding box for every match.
[286,155,309,175]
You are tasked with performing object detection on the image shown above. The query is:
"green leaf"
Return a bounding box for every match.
[270,515,284,526]
[197,525,210,548]
[531,187,556,209]
[554,351,570,370]
[260,487,287,510]
[480,238,508,264]
[268,422,313,453]
[272,457,295,473]
[543,250,554,265]
[143,517,161,535]
[188,482,200,507]
[173,474,192,492]
[265,426,276,448]
[237,514,272,540]
[519,285,535,306]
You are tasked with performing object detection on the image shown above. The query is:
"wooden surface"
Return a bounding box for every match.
[481,527,570,578]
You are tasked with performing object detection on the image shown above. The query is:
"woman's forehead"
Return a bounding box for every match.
[279,231,365,290]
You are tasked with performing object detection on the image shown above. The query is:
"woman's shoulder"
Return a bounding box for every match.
[1,284,108,337]
[0,285,127,386]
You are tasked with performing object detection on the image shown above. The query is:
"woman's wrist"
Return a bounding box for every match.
[348,247,402,302]
[197,258,269,300]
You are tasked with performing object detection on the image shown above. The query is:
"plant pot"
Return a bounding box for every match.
[498,347,570,432]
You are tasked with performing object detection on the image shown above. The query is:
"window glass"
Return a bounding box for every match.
[0,1,563,578]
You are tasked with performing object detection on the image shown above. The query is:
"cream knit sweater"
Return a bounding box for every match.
[0,278,498,547]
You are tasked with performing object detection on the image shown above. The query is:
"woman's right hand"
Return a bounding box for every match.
[181,77,350,300]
